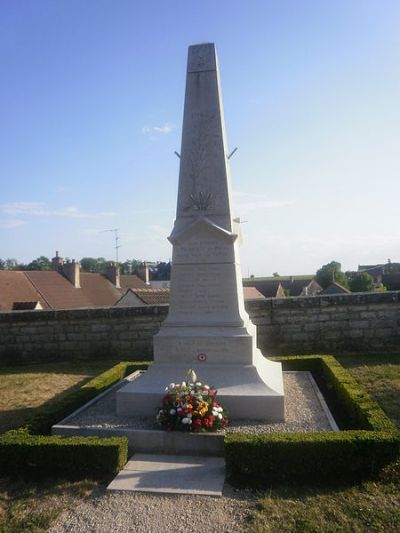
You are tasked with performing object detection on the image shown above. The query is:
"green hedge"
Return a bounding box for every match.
[225,355,399,487]
[225,431,399,486]
[0,429,128,480]
[0,361,150,480]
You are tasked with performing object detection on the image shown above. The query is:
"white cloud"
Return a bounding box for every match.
[142,122,176,140]
[233,191,294,214]
[0,202,116,219]
[150,224,169,238]
[0,219,27,229]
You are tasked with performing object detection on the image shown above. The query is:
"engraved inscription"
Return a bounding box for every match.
[173,238,232,263]
[169,264,236,319]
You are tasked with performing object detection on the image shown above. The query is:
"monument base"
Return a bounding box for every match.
[116,352,284,422]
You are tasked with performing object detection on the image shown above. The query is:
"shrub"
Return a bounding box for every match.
[225,430,399,486]
[0,428,128,480]
[225,355,399,487]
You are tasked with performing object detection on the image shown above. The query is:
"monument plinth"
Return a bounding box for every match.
[117,43,285,421]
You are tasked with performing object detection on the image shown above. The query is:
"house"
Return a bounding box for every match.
[243,276,322,298]
[115,288,170,307]
[0,252,147,311]
[115,286,265,307]
[0,251,267,311]
[357,262,400,289]
[320,282,351,295]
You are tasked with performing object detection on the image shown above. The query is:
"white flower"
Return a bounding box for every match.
[187,369,197,383]
[182,417,191,424]
[195,382,202,387]
[169,409,176,415]
[181,381,187,387]
[217,413,223,419]
[203,385,210,390]
[169,383,175,389]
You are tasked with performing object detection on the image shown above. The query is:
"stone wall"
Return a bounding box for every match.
[249,291,400,355]
[0,292,399,365]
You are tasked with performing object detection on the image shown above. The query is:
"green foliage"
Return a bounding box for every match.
[25,256,52,271]
[0,429,128,480]
[349,272,375,292]
[152,261,171,281]
[225,355,399,487]
[225,431,399,486]
[120,259,144,275]
[79,257,107,273]
[316,261,349,289]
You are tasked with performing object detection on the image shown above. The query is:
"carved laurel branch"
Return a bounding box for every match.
[185,191,213,211]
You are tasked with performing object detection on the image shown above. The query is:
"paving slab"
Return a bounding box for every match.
[107,454,225,496]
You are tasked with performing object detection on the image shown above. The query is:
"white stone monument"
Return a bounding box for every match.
[117,43,285,421]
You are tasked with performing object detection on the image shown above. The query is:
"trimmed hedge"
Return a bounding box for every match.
[0,361,150,480]
[0,429,128,480]
[225,430,399,486]
[225,355,400,487]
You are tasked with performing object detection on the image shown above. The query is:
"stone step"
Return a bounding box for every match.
[107,454,225,496]
[53,425,225,456]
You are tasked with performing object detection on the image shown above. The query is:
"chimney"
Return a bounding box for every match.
[137,261,150,285]
[63,259,80,288]
[52,250,64,272]
[105,262,121,288]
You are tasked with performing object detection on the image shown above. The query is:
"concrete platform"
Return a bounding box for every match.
[107,454,225,496]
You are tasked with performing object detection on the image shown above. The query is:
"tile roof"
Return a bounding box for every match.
[80,273,123,307]
[120,275,148,289]
[25,271,92,309]
[320,282,351,295]
[0,271,49,311]
[243,277,321,297]
[243,286,268,299]
[129,288,170,305]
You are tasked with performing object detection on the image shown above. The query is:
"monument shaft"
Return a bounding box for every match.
[117,44,285,421]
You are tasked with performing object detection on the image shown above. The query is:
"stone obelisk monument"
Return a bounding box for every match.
[117,43,284,421]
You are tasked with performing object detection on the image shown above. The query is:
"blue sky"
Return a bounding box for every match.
[1,0,399,276]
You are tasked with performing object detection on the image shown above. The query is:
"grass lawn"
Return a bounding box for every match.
[0,359,124,434]
[0,355,399,532]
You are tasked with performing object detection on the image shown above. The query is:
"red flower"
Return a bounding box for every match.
[194,419,202,428]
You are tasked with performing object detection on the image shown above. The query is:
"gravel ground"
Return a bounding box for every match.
[49,372,335,532]
[47,484,257,533]
[65,371,334,433]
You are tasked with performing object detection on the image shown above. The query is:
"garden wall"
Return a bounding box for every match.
[0,292,399,364]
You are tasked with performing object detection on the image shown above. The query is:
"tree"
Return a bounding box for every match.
[80,257,107,273]
[5,258,19,270]
[272,272,280,277]
[0,259,5,270]
[349,272,375,293]
[152,261,171,281]
[120,259,143,275]
[315,261,349,289]
[26,256,51,271]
